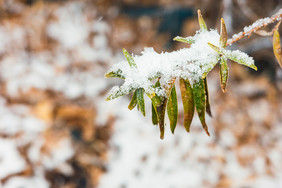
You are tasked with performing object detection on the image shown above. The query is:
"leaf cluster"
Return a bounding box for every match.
[105,10,259,139]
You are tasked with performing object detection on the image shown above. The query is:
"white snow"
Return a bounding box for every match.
[42,139,74,171]
[229,8,282,43]
[107,30,221,99]
[0,139,26,179]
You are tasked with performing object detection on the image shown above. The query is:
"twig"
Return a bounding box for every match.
[227,8,282,46]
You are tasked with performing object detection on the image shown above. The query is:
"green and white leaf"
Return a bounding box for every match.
[123,48,137,68]
[224,50,257,70]
[173,36,195,44]
[219,57,228,92]
[136,88,146,116]
[105,69,125,79]
[197,10,207,31]
[202,56,220,78]
[106,85,134,101]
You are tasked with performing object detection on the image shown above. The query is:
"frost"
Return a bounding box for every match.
[230,9,282,42]
[224,49,255,67]
[243,18,271,34]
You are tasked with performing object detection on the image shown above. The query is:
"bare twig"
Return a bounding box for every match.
[227,8,282,46]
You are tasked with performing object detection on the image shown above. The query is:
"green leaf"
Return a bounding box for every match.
[193,78,210,136]
[173,36,195,44]
[106,86,134,101]
[202,57,220,78]
[157,99,167,140]
[204,78,212,117]
[152,102,158,125]
[219,57,228,92]
[128,90,138,110]
[197,9,207,31]
[179,78,194,132]
[167,85,178,134]
[136,88,145,116]
[149,80,163,107]
[123,48,137,68]
[105,69,125,79]
[224,50,257,70]
[273,29,282,68]
[208,43,257,71]
[220,18,228,48]
[208,42,221,54]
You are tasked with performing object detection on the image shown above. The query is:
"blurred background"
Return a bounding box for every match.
[0,0,281,187]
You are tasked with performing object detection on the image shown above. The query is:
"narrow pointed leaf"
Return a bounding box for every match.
[208,42,221,54]
[106,86,134,101]
[204,78,212,117]
[150,80,163,107]
[219,57,229,92]
[202,57,220,78]
[197,9,207,31]
[179,78,194,132]
[220,18,228,48]
[273,29,282,68]
[157,99,167,140]
[123,48,137,68]
[193,78,210,136]
[136,88,145,116]
[224,50,257,70]
[167,85,178,134]
[173,36,195,44]
[128,90,138,110]
[152,102,158,125]
[105,69,125,79]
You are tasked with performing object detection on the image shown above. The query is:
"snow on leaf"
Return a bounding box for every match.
[208,42,221,54]
[197,10,207,31]
[105,85,134,101]
[219,57,229,92]
[123,48,137,68]
[224,50,257,70]
[173,36,195,44]
[105,69,125,79]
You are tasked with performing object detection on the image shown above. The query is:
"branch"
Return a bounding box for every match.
[227,8,282,46]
